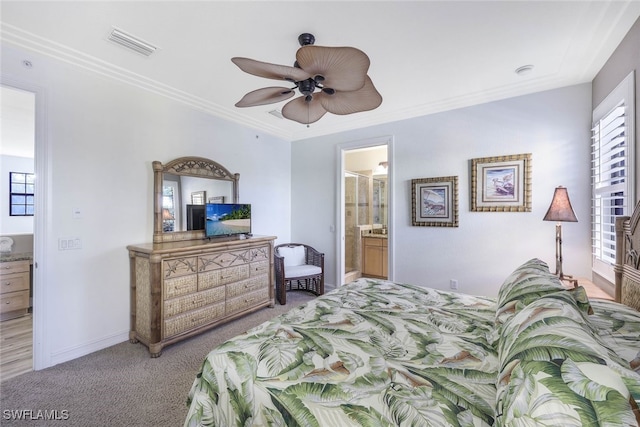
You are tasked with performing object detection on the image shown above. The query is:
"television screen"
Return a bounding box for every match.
[205,203,251,238]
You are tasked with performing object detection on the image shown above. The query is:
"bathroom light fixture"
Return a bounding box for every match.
[374,161,388,175]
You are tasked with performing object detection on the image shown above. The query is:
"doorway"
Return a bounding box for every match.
[1,80,46,375]
[336,136,393,287]
[0,85,36,380]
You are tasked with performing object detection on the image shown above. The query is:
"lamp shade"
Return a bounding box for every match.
[162,208,174,220]
[543,186,578,222]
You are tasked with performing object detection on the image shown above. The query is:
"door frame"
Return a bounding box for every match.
[336,135,394,287]
[1,77,50,370]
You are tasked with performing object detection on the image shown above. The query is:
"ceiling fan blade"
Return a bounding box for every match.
[231,57,310,82]
[319,75,383,115]
[235,87,295,107]
[296,46,370,92]
[281,96,327,125]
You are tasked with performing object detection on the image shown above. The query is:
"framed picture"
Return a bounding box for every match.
[471,153,531,212]
[411,176,458,227]
[208,196,225,204]
[191,191,206,205]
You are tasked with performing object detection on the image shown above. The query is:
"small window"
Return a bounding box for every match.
[9,172,35,216]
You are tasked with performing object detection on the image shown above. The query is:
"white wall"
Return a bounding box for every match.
[1,43,291,367]
[292,84,592,297]
[0,155,34,234]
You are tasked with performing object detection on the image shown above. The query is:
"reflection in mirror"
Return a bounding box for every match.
[153,157,239,243]
[162,175,235,232]
[373,177,387,226]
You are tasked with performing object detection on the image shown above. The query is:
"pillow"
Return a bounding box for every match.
[495,259,593,326]
[496,258,565,310]
[278,245,305,267]
[495,296,640,427]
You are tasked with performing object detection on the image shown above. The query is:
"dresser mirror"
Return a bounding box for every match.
[153,156,239,243]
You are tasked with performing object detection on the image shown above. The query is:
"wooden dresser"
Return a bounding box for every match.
[0,260,31,321]
[127,235,276,357]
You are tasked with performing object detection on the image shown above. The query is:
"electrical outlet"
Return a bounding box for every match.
[449,279,459,290]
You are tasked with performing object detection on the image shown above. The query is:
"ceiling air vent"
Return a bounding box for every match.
[107,28,157,57]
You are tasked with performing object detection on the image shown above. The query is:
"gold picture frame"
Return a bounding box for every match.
[471,153,532,212]
[411,176,459,227]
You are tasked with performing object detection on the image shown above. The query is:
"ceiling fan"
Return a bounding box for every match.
[231,33,382,126]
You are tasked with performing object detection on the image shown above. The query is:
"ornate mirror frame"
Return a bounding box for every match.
[153,156,239,243]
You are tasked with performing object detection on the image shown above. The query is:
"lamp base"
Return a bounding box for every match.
[556,272,578,288]
[553,222,578,288]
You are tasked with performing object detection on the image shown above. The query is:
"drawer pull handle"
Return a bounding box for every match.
[4,282,11,286]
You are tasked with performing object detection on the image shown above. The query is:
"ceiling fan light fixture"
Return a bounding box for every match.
[231,33,382,125]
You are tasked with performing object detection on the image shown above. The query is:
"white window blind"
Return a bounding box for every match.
[591,71,635,281]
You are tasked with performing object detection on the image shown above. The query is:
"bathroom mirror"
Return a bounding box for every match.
[153,156,239,243]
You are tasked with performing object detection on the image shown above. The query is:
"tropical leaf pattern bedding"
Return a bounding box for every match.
[186,279,499,426]
[185,259,640,427]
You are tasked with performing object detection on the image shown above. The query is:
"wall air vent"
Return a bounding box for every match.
[268,109,283,119]
[107,28,157,57]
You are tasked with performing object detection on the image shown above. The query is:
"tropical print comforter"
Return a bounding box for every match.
[185,259,640,427]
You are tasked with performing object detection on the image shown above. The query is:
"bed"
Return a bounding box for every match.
[185,224,640,426]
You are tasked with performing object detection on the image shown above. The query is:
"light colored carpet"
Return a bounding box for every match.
[0,291,315,426]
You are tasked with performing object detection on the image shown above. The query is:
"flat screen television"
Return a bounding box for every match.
[186,204,205,231]
[205,203,251,238]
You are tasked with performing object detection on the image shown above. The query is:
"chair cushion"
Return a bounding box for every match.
[279,245,306,267]
[285,264,322,279]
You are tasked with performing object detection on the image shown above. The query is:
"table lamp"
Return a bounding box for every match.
[543,186,578,287]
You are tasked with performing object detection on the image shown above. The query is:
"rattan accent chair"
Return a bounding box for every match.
[274,243,324,305]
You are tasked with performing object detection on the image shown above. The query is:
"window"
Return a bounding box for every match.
[9,172,35,216]
[591,71,635,282]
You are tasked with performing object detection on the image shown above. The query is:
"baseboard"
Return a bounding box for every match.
[48,330,130,368]
[592,271,615,298]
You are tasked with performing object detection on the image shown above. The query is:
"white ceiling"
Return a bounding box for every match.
[1,1,639,143]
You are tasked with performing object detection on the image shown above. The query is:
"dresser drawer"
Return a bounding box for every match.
[226,275,267,299]
[1,271,30,294]
[0,290,29,314]
[198,264,249,290]
[164,274,198,299]
[164,302,225,338]
[163,257,197,279]
[0,260,30,276]
[226,287,270,315]
[248,245,270,262]
[249,260,269,277]
[164,286,225,317]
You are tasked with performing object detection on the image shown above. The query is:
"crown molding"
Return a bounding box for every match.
[1,23,299,141]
